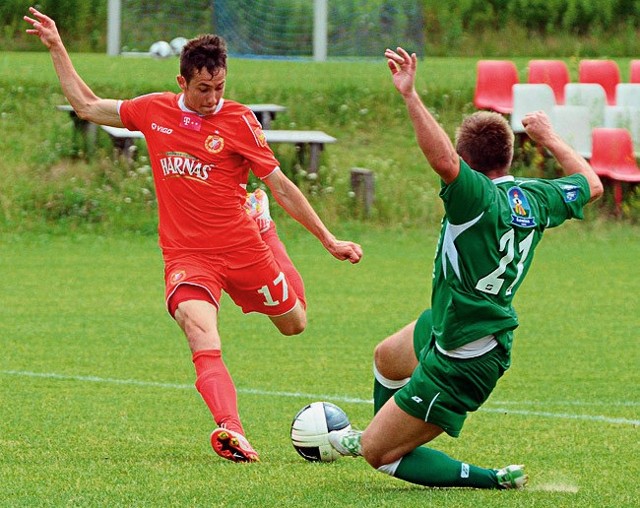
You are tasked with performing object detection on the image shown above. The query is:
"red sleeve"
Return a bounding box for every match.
[119,92,163,132]
[235,112,279,179]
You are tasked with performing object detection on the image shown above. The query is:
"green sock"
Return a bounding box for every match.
[373,378,398,414]
[393,446,498,489]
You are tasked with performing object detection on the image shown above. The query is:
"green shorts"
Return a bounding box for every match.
[394,309,512,437]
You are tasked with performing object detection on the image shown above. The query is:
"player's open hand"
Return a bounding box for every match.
[385,47,417,98]
[327,239,363,264]
[24,7,61,49]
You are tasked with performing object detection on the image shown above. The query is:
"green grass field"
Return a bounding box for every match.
[1,46,639,506]
[1,223,638,507]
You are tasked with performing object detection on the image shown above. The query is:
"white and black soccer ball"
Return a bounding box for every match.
[170,36,188,56]
[290,401,350,463]
[149,40,172,58]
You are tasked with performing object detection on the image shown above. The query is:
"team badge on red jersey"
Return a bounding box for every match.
[170,270,186,285]
[205,134,225,154]
[253,126,268,147]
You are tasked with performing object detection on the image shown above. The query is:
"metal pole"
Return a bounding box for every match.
[313,0,327,61]
[107,0,121,56]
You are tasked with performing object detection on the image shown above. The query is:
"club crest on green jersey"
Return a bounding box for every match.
[560,184,580,202]
[507,186,536,227]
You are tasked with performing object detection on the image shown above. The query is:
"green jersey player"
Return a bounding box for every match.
[329,47,603,489]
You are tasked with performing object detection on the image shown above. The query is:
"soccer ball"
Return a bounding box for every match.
[149,41,172,58]
[290,401,351,462]
[170,36,188,56]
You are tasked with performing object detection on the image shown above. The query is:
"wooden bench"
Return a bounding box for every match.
[246,103,287,129]
[95,127,336,172]
[263,130,336,174]
[57,105,334,172]
[58,102,285,132]
[56,104,98,155]
[99,125,145,161]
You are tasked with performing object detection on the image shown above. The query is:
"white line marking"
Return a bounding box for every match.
[481,407,639,426]
[530,483,579,493]
[2,370,638,426]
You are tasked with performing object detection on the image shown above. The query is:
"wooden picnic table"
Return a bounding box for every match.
[95,126,336,174]
[57,104,334,173]
[57,102,285,131]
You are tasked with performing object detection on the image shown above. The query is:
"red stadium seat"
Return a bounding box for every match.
[528,60,570,104]
[630,60,640,84]
[578,59,620,106]
[473,60,519,114]
[590,127,640,213]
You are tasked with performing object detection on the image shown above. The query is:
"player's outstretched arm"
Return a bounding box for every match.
[385,47,459,184]
[522,111,603,202]
[24,7,123,127]
[263,171,363,264]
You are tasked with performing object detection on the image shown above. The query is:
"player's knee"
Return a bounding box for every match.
[275,315,306,336]
[360,432,394,470]
[283,318,306,336]
[373,340,394,378]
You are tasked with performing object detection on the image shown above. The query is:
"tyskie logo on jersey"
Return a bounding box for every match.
[507,186,536,227]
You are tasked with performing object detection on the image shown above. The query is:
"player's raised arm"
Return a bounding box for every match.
[24,7,123,127]
[263,170,363,264]
[522,111,603,202]
[385,47,459,184]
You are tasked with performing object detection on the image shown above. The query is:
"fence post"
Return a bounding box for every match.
[350,167,375,218]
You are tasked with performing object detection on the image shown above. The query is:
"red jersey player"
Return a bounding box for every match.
[25,7,363,463]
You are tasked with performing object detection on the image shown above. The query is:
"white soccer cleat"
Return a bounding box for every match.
[328,428,363,457]
[244,189,272,233]
[495,464,528,489]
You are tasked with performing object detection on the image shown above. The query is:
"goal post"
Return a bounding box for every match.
[313,0,328,62]
[107,0,121,56]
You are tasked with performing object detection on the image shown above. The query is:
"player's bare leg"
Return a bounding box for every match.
[330,398,527,489]
[372,321,418,413]
[175,298,260,462]
[245,189,307,335]
[269,300,306,336]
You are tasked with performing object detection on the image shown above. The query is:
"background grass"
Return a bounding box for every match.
[1,223,638,507]
[1,51,638,235]
[1,45,639,506]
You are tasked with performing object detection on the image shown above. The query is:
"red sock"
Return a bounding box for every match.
[192,349,244,435]
[261,224,307,309]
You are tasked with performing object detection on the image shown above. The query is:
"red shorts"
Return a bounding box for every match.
[164,243,299,318]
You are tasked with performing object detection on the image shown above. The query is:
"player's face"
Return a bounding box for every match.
[178,67,226,116]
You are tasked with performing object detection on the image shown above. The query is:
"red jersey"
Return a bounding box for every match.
[118,93,279,253]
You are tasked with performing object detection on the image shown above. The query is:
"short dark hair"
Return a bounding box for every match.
[180,34,227,83]
[455,111,514,174]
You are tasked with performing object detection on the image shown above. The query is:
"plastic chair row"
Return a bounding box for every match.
[509,88,640,212]
[546,106,640,213]
[511,82,640,136]
[474,58,640,114]
[589,127,640,213]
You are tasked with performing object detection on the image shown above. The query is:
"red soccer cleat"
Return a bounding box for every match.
[210,428,260,463]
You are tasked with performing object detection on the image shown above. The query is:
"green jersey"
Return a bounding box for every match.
[431,159,591,351]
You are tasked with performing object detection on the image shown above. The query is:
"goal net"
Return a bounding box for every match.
[119,0,424,58]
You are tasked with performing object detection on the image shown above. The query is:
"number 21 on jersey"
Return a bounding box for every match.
[475,229,535,296]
